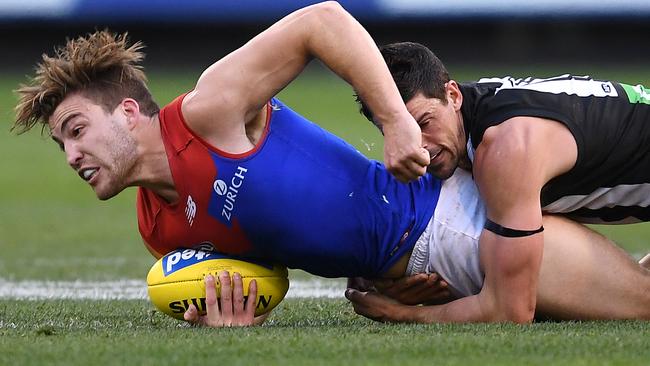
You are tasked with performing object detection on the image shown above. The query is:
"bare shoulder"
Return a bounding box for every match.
[179,83,263,154]
[475,116,577,182]
[178,87,229,139]
[180,87,240,130]
[472,116,577,217]
[482,116,574,150]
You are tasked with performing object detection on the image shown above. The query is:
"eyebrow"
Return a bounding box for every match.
[50,112,81,147]
[415,110,429,123]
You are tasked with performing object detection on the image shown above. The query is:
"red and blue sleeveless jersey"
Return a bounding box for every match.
[137,94,441,278]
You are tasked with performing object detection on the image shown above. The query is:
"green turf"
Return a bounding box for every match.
[2,298,650,366]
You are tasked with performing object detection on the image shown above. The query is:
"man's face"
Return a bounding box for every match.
[49,94,137,200]
[405,84,466,179]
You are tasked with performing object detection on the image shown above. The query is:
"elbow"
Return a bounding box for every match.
[506,307,535,324]
[310,1,346,15]
[483,297,536,324]
[500,301,536,324]
[306,1,350,27]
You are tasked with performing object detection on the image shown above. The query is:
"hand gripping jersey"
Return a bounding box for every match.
[137,95,441,278]
[461,74,650,223]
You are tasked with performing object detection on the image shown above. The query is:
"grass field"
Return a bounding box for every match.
[2,64,650,365]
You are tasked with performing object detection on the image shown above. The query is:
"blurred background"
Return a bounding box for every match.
[2,0,650,280]
[2,0,650,71]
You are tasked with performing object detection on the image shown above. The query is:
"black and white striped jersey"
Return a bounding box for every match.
[460,74,650,224]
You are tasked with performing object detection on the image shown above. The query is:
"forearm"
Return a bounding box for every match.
[396,295,494,324]
[303,2,410,126]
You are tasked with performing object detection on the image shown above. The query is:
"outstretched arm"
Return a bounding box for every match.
[183,1,428,180]
[348,117,578,323]
[348,215,650,322]
[347,229,545,323]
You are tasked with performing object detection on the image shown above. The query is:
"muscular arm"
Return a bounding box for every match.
[182,1,427,178]
[348,117,578,323]
[468,125,547,322]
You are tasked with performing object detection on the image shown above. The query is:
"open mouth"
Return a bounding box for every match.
[79,168,99,182]
[430,149,442,162]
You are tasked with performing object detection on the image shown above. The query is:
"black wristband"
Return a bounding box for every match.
[484,218,544,238]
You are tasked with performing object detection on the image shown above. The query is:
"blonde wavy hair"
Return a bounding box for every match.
[14,30,159,134]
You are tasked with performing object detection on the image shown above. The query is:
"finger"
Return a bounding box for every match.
[372,278,394,292]
[391,162,425,182]
[402,278,450,304]
[218,271,233,324]
[345,290,369,313]
[346,290,385,322]
[401,285,433,301]
[351,302,373,318]
[401,273,430,288]
[405,274,446,293]
[404,273,438,290]
[414,147,430,167]
[348,277,375,291]
[378,275,427,297]
[345,288,371,305]
[379,275,439,305]
[385,158,410,180]
[184,304,200,324]
[388,167,410,183]
[400,149,430,168]
[432,275,450,289]
[244,279,257,322]
[232,272,245,315]
[344,288,360,302]
[403,159,427,178]
[429,279,450,297]
[204,274,221,326]
[423,274,448,290]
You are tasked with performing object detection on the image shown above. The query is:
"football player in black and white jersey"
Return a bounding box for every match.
[351,41,650,324]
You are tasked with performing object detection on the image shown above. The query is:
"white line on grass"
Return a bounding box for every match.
[0,278,345,300]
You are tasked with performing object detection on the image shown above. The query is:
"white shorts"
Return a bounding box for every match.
[406,168,486,298]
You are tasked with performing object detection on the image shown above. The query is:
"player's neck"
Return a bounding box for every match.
[457,112,471,171]
[129,115,179,204]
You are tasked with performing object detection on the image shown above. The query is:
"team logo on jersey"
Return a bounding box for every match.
[602,83,612,93]
[185,195,197,227]
[213,180,228,195]
[210,165,248,225]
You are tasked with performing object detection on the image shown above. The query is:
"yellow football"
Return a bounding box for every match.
[147,248,289,319]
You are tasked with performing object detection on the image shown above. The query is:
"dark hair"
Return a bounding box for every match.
[356,42,450,123]
[14,30,159,134]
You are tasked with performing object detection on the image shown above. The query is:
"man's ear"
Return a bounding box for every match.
[120,98,141,130]
[446,80,463,111]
